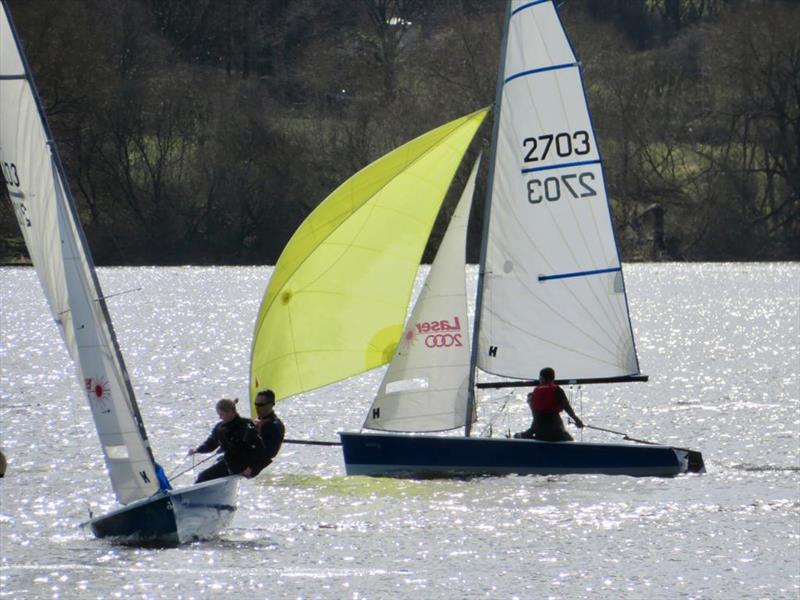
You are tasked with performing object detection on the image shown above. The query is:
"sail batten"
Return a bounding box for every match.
[538,267,622,281]
[522,158,601,174]
[512,0,549,15]
[505,62,578,83]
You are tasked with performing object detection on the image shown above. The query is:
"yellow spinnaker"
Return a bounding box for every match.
[250,108,489,404]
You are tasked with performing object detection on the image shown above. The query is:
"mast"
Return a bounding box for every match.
[1,1,159,502]
[464,0,513,437]
[3,2,155,460]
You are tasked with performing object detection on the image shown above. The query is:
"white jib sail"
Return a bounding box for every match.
[1,3,159,503]
[364,157,481,432]
[477,0,640,381]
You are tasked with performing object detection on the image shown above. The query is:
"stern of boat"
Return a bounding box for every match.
[171,476,239,543]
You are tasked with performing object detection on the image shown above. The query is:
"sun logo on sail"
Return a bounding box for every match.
[85,377,111,414]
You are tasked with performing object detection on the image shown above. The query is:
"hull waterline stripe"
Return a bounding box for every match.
[512,0,550,16]
[521,158,601,174]
[505,62,577,85]
[538,266,621,282]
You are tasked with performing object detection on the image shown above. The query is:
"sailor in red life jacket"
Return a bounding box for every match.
[513,367,584,441]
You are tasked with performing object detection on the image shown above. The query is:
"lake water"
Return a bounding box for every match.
[1,263,798,599]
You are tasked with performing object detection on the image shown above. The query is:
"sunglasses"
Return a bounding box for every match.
[255,402,272,407]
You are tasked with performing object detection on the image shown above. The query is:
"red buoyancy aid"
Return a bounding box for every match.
[528,383,562,413]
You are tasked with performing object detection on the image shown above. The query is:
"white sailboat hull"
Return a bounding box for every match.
[86,476,239,545]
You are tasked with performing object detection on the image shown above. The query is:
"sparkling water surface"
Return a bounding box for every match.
[1,264,798,599]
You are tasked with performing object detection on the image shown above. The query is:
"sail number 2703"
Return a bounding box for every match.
[523,130,590,163]
[521,131,598,204]
[527,172,596,204]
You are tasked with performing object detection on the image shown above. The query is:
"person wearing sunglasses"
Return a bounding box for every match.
[253,389,285,466]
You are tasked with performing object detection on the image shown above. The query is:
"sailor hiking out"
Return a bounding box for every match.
[189,398,269,482]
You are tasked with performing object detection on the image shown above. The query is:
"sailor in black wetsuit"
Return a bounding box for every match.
[189,398,268,482]
[253,389,285,465]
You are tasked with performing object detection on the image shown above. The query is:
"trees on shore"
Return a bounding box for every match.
[2,0,797,264]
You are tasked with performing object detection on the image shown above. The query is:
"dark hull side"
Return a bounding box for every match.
[339,432,704,478]
[87,476,238,545]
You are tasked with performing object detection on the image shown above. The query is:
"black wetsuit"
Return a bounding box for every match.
[195,415,269,483]
[256,415,285,465]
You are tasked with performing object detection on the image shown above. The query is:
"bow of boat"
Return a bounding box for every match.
[85,476,239,545]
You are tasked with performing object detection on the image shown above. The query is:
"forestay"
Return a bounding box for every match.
[250,109,488,404]
[477,0,640,382]
[364,157,481,432]
[0,3,159,504]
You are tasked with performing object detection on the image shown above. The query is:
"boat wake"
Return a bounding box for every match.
[728,463,800,472]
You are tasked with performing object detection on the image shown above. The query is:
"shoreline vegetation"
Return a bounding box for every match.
[2,0,798,265]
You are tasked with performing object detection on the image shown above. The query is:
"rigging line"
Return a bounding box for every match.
[97,287,143,302]
[571,421,698,455]
[168,451,219,480]
[283,438,341,447]
[482,391,515,436]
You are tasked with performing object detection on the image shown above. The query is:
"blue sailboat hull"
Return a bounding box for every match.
[87,476,239,545]
[339,432,703,478]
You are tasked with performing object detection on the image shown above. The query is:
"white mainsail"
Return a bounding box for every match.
[365,157,481,432]
[476,0,640,382]
[1,3,159,504]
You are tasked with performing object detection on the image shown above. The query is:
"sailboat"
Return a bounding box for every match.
[337,0,705,477]
[0,1,237,544]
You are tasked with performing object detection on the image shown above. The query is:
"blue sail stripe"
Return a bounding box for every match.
[0,74,26,80]
[521,158,601,174]
[538,267,621,282]
[511,0,550,16]
[505,62,576,85]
